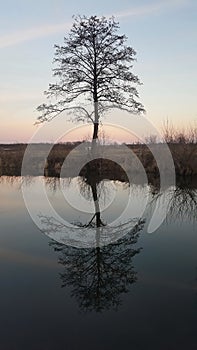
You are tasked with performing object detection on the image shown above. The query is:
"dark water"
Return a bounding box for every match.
[0,176,197,350]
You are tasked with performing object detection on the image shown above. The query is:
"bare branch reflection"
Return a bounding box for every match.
[41,173,145,312]
[168,185,197,221]
[50,219,144,312]
[150,178,197,222]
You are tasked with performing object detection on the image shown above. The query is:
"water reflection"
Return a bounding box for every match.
[1,174,197,313]
[150,178,197,222]
[168,185,197,221]
[50,221,144,312]
[40,172,145,311]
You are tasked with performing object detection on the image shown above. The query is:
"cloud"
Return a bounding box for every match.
[0,0,189,49]
[0,21,72,49]
[115,0,189,19]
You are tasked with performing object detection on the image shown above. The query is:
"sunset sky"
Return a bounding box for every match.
[0,0,196,143]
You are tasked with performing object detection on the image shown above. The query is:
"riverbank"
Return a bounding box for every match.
[0,142,196,179]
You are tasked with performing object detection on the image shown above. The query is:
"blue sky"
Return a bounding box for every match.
[0,0,197,142]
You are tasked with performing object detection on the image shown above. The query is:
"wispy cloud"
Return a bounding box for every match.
[0,0,189,49]
[0,21,72,49]
[115,0,189,19]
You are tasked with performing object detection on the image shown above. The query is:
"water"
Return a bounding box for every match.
[0,176,197,349]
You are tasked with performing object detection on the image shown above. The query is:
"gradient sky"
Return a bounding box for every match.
[0,0,197,143]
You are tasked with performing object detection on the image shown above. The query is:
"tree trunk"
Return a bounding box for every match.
[91,181,102,227]
[93,101,99,140]
[93,122,99,140]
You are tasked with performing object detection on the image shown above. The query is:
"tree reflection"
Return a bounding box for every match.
[168,184,197,221]
[45,168,145,312]
[150,177,197,222]
[22,172,197,313]
[50,219,144,312]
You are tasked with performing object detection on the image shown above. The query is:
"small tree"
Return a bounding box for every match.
[37,15,145,141]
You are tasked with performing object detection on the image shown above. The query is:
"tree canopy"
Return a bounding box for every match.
[37,15,145,140]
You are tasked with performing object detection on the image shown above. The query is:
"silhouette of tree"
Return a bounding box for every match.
[43,174,145,312]
[150,178,197,222]
[50,219,144,312]
[37,15,144,141]
[168,184,197,222]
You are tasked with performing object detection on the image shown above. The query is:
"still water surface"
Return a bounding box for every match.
[0,176,197,350]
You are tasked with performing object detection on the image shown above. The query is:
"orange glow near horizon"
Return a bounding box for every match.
[1,112,196,144]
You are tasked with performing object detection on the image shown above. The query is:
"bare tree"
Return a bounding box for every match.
[37,15,145,141]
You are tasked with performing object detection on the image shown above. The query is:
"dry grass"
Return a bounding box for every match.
[0,141,196,178]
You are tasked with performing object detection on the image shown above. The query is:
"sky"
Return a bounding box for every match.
[0,0,197,143]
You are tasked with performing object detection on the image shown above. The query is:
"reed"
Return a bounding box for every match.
[0,138,196,178]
